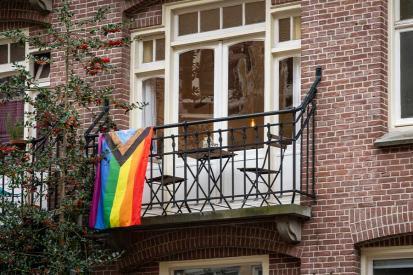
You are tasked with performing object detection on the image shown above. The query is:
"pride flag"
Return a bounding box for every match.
[89,128,153,230]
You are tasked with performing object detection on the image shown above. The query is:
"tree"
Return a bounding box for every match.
[0,1,141,273]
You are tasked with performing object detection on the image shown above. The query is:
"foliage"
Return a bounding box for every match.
[0,1,139,273]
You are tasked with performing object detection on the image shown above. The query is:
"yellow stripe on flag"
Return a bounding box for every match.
[118,142,145,226]
[109,156,132,227]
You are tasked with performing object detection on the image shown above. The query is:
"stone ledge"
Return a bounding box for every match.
[139,204,311,228]
[374,130,413,148]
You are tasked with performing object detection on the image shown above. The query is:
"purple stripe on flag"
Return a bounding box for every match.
[89,133,103,228]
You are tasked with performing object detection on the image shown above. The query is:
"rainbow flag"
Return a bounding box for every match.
[89,128,153,230]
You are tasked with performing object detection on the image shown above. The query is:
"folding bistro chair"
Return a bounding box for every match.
[238,134,289,206]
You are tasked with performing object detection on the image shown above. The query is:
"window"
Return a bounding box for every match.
[392,0,413,126]
[134,33,165,73]
[0,76,24,144]
[160,256,269,275]
[176,1,265,37]
[361,246,413,275]
[31,52,51,85]
[0,42,25,66]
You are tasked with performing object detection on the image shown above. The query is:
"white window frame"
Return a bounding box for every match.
[390,0,413,129]
[172,0,266,46]
[361,245,413,275]
[130,27,166,128]
[159,255,269,275]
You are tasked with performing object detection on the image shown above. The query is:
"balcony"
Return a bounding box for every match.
[1,68,321,243]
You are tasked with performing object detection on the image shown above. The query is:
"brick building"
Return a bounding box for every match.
[1,0,413,274]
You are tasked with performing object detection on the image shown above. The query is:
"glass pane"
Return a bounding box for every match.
[227,41,264,149]
[279,57,294,141]
[245,1,265,25]
[400,31,413,118]
[200,8,220,32]
[400,0,413,20]
[223,5,242,28]
[10,43,25,63]
[293,16,301,40]
[0,44,7,64]
[179,12,198,36]
[174,264,262,275]
[142,78,164,154]
[143,40,153,63]
[0,97,24,143]
[179,49,214,149]
[34,52,51,79]
[279,17,291,42]
[142,78,164,127]
[373,258,413,275]
[155,38,165,61]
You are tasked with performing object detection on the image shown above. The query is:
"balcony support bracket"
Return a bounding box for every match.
[276,217,302,244]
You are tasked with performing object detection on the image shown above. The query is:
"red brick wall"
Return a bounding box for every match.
[49,0,130,131]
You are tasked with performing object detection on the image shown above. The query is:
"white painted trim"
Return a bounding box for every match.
[389,0,413,129]
[159,255,269,275]
[360,245,413,275]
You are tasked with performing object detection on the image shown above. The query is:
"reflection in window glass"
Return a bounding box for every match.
[293,16,301,40]
[201,8,220,32]
[174,264,262,275]
[0,77,24,143]
[400,0,413,21]
[179,49,214,149]
[227,41,264,149]
[142,78,164,127]
[10,43,25,63]
[279,18,291,42]
[179,12,198,36]
[245,1,265,25]
[143,40,153,63]
[223,5,243,28]
[400,31,413,118]
[142,78,164,154]
[155,38,165,61]
[279,57,294,141]
[373,258,413,275]
[33,52,51,80]
[0,44,7,64]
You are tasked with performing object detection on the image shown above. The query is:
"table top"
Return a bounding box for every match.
[178,148,236,160]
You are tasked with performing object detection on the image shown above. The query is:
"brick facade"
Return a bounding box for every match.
[2,0,413,274]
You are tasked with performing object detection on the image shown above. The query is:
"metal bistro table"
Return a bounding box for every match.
[178,148,236,212]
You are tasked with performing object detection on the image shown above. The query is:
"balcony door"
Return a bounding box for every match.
[174,38,265,150]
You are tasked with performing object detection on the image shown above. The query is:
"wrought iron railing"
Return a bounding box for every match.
[1,68,321,217]
[85,67,322,217]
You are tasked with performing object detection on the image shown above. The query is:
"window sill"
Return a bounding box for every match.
[374,130,413,148]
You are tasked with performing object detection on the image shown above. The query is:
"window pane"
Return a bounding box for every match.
[223,5,242,28]
[373,258,413,275]
[293,16,301,40]
[179,12,198,36]
[400,0,413,20]
[0,44,7,64]
[279,18,291,42]
[227,41,264,148]
[179,49,214,149]
[10,43,25,63]
[200,8,220,32]
[0,84,24,144]
[143,40,153,63]
[400,31,413,118]
[174,264,262,275]
[34,52,51,80]
[245,1,265,25]
[142,78,164,127]
[155,38,165,61]
[279,57,294,141]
